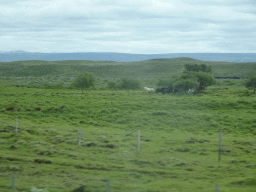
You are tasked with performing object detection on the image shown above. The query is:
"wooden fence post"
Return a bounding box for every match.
[15,118,18,134]
[215,183,220,192]
[137,130,140,154]
[11,175,15,191]
[107,179,111,192]
[219,129,222,162]
[78,126,82,146]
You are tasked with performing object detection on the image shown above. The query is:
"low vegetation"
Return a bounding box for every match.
[72,72,96,93]
[184,63,212,73]
[246,72,256,94]
[0,58,255,191]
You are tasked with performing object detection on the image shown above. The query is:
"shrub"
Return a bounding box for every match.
[156,75,179,87]
[119,78,141,90]
[181,71,216,89]
[184,63,211,73]
[195,71,216,87]
[72,72,96,93]
[107,80,119,89]
[173,79,199,92]
[245,71,256,93]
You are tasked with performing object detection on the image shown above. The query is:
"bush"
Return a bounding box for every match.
[246,71,256,93]
[182,71,216,88]
[195,71,216,87]
[72,72,96,93]
[173,79,199,92]
[156,75,179,87]
[119,78,141,90]
[184,63,211,73]
[107,80,119,89]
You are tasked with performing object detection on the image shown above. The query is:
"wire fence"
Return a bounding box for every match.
[8,118,223,192]
[10,175,220,192]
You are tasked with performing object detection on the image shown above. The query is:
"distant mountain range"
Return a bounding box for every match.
[0,51,256,63]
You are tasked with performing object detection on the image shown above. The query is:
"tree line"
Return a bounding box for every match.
[72,63,256,94]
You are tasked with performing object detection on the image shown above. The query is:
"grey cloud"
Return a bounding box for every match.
[0,0,255,53]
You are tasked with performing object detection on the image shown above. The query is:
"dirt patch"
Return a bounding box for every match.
[2,126,16,132]
[176,148,190,152]
[231,178,256,186]
[9,145,18,150]
[105,144,116,148]
[82,142,97,147]
[231,180,244,185]
[175,163,186,166]
[73,185,86,192]
[6,106,15,111]
[34,107,41,111]
[6,157,21,161]
[34,159,52,164]
[37,150,54,156]
[186,137,210,144]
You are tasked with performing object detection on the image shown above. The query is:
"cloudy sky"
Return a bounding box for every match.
[0,0,255,53]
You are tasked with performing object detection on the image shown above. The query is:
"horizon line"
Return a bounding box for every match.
[1,51,255,54]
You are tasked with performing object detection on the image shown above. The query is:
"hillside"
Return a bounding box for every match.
[1,51,256,62]
[0,58,256,90]
[1,58,256,79]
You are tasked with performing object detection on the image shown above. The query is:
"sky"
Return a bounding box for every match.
[0,0,256,54]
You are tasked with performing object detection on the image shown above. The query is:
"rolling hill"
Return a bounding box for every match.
[1,51,256,62]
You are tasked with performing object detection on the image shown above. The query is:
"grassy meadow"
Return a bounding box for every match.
[0,58,256,191]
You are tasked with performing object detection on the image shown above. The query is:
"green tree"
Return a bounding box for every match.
[246,72,256,93]
[173,79,199,92]
[200,64,211,73]
[107,80,118,89]
[72,72,96,93]
[181,71,216,91]
[184,63,211,73]
[181,72,198,82]
[156,75,179,87]
[195,71,216,88]
[184,64,200,72]
[119,78,141,90]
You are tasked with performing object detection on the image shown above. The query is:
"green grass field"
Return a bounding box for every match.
[0,58,256,191]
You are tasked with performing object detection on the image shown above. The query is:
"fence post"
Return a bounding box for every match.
[219,129,222,162]
[106,179,111,192]
[11,175,15,191]
[215,183,220,192]
[78,126,82,146]
[15,118,18,134]
[137,130,140,154]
